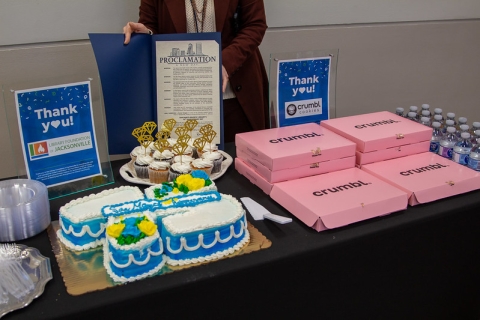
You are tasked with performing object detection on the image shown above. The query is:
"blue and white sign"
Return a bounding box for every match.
[15,82,101,187]
[276,57,331,127]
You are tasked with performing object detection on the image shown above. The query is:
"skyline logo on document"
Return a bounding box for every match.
[158,43,217,64]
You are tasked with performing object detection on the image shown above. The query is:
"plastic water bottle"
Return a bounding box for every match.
[409,106,419,120]
[438,126,458,159]
[420,116,431,127]
[421,110,431,120]
[470,122,480,141]
[471,130,480,147]
[458,117,468,127]
[407,111,418,122]
[429,122,442,154]
[421,104,430,112]
[457,124,469,139]
[434,108,444,121]
[446,112,457,127]
[433,114,444,130]
[442,119,455,134]
[467,141,480,171]
[395,107,405,117]
[452,132,472,166]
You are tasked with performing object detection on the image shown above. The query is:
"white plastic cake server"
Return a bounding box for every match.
[240,197,292,224]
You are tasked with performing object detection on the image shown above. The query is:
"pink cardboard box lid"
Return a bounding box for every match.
[235,123,356,171]
[237,147,355,183]
[320,111,432,153]
[356,140,431,166]
[361,152,480,206]
[270,168,408,232]
[235,157,274,195]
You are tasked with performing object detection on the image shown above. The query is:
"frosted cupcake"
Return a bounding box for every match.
[130,146,147,169]
[190,158,213,176]
[197,144,218,158]
[148,161,170,184]
[134,154,154,179]
[202,151,223,174]
[172,155,194,164]
[169,162,192,182]
[153,149,174,164]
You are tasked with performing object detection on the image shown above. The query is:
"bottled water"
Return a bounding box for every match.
[433,108,444,121]
[458,117,468,127]
[467,140,480,171]
[438,126,458,159]
[395,107,404,117]
[452,132,472,166]
[470,122,480,141]
[456,124,469,139]
[429,122,442,154]
[420,116,431,127]
[407,111,418,122]
[421,104,430,113]
[421,110,431,120]
[442,119,455,134]
[433,114,444,130]
[446,112,457,127]
[471,130,480,147]
[409,106,419,121]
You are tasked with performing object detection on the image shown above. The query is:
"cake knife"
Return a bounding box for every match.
[240,197,292,224]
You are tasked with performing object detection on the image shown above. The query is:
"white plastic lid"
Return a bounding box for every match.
[421,117,430,123]
[432,122,441,128]
[472,122,480,129]
[458,117,468,124]
[421,104,430,110]
[445,119,455,126]
[409,106,418,112]
[407,111,417,118]
[421,110,430,116]
[433,114,443,121]
[447,112,456,118]
[447,127,456,133]
[475,130,480,136]
[434,108,443,114]
[460,124,469,131]
[461,132,471,139]
[396,107,404,113]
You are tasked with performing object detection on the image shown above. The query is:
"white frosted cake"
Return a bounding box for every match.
[57,186,144,251]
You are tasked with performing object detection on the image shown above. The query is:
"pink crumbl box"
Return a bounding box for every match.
[361,152,480,206]
[270,168,408,232]
[235,123,356,182]
[320,111,432,166]
[235,157,274,195]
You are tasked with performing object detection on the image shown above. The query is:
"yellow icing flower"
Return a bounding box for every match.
[137,220,157,236]
[106,223,125,238]
[186,178,205,191]
[175,174,192,185]
[172,188,179,194]
[162,199,173,205]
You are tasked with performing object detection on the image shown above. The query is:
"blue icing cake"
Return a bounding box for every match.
[103,212,166,283]
[57,171,250,283]
[57,186,145,251]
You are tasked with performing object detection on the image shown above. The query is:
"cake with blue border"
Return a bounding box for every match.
[57,186,144,251]
[103,212,166,283]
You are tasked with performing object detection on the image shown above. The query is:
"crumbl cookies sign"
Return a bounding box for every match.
[15,81,101,187]
[276,57,331,127]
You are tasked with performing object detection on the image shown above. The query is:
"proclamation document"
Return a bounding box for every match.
[156,39,221,144]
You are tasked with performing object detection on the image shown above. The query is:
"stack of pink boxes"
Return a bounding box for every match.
[235,111,480,231]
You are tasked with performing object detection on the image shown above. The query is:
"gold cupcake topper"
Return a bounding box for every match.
[193,137,207,151]
[142,121,157,135]
[163,119,176,132]
[203,131,217,144]
[177,134,191,146]
[138,135,154,155]
[155,129,171,140]
[184,119,198,132]
[172,142,189,164]
[199,124,213,136]
[153,139,170,153]
[132,127,146,140]
[175,126,190,138]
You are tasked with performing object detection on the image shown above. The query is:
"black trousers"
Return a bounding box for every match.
[223,98,253,143]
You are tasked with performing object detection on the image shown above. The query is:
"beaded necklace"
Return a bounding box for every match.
[190,0,208,33]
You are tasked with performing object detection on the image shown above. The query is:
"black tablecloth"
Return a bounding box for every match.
[5,143,480,319]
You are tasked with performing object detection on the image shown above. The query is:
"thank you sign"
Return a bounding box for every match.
[15,81,101,187]
[276,57,331,127]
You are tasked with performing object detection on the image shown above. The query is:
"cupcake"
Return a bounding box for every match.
[153,149,174,164]
[129,146,147,170]
[134,154,154,179]
[172,155,194,164]
[148,161,170,184]
[190,158,213,176]
[169,162,192,182]
[198,144,218,158]
[202,151,223,174]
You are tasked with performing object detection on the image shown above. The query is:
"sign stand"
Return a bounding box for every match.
[269,49,339,128]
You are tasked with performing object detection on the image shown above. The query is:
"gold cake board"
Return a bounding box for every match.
[48,221,271,296]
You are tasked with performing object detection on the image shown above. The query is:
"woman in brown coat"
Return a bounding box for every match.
[124,0,270,142]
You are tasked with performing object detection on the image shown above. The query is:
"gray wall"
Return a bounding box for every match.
[1,1,480,178]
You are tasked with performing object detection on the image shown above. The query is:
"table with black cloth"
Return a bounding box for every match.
[5,143,480,320]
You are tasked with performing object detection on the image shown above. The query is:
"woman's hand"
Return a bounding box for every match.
[222,65,229,93]
[123,22,150,44]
